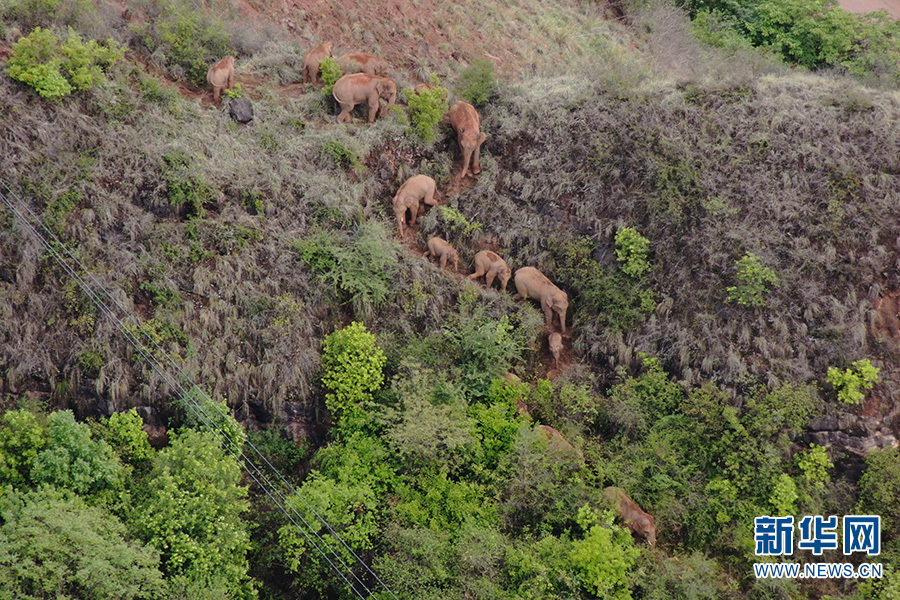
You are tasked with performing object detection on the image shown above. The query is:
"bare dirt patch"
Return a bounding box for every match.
[839,0,900,18]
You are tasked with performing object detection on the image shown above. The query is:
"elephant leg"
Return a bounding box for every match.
[461,146,473,177]
[557,308,566,333]
[467,268,483,281]
[485,270,496,289]
[367,97,379,123]
[337,103,353,123]
[472,143,482,175]
[542,301,555,329]
[423,187,436,206]
[407,206,417,227]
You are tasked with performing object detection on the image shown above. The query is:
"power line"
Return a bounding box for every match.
[0,180,399,600]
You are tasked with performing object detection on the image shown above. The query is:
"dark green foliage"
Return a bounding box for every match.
[684,0,900,78]
[554,237,655,331]
[30,410,123,497]
[135,1,233,86]
[294,223,398,315]
[858,447,900,537]
[455,57,497,107]
[320,139,363,170]
[94,408,155,470]
[162,151,214,218]
[0,488,166,600]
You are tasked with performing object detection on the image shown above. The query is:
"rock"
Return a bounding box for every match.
[228,97,254,123]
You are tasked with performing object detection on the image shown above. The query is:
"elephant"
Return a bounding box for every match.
[302,42,333,84]
[424,237,459,272]
[448,101,487,178]
[536,424,582,460]
[467,250,511,291]
[393,175,437,238]
[413,83,435,95]
[603,487,657,546]
[332,73,397,123]
[336,52,391,76]
[548,332,563,368]
[513,267,568,333]
[207,55,235,102]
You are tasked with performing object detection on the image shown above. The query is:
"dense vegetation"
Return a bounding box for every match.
[1,0,900,598]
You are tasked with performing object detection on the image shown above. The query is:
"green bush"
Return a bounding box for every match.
[132,1,232,87]
[320,139,363,171]
[858,447,900,535]
[5,27,123,99]
[726,252,778,307]
[404,78,449,142]
[614,226,651,278]
[826,358,879,404]
[294,223,398,314]
[455,57,496,107]
[321,322,387,420]
[319,56,343,95]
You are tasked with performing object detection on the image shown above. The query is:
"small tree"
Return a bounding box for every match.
[726,252,779,307]
[405,76,449,142]
[321,322,386,420]
[826,358,880,404]
[614,227,651,278]
[455,57,496,107]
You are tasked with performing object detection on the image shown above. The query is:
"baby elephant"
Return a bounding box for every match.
[207,55,235,102]
[424,237,459,272]
[603,486,657,546]
[467,250,511,292]
[393,175,437,238]
[548,332,563,368]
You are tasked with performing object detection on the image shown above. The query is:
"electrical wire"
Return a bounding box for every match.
[0,179,400,600]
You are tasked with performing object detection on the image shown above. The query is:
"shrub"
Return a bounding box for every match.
[826,358,879,404]
[223,82,244,99]
[320,139,363,171]
[614,226,651,278]
[320,322,387,420]
[5,27,123,99]
[455,57,496,107]
[405,77,449,142]
[726,252,778,307]
[437,205,482,237]
[858,447,900,535]
[294,223,398,314]
[319,56,343,95]
[151,6,232,86]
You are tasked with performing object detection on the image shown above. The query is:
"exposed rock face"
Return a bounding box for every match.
[137,405,168,448]
[804,412,898,456]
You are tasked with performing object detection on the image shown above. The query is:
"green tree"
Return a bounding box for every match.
[95,408,155,470]
[569,506,640,600]
[405,77,449,142]
[0,487,165,600]
[0,409,47,486]
[726,252,779,307]
[826,358,880,404]
[858,447,900,536]
[614,226,652,278]
[321,321,387,421]
[30,410,124,497]
[135,429,254,598]
[455,57,496,107]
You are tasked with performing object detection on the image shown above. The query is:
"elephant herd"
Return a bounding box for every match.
[205,44,565,361]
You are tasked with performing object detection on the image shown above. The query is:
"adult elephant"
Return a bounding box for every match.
[513,267,568,333]
[448,101,487,178]
[332,74,397,123]
[336,52,391,76]
[393,174,437,238]
[302,42,333,84]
